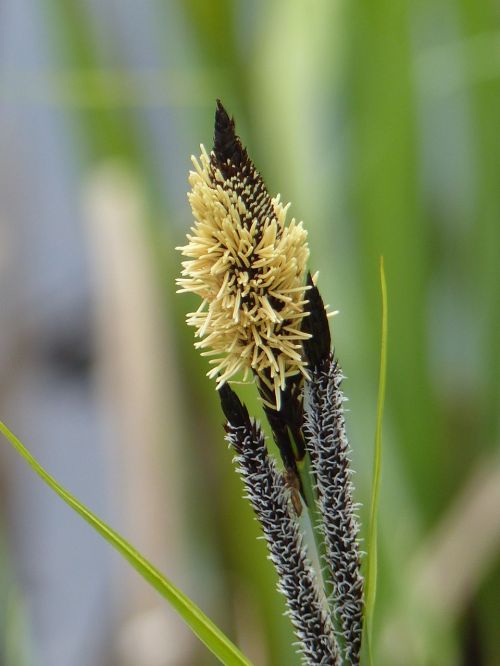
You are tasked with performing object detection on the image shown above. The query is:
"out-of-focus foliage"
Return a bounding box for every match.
[0,532,29,666]
[0,420,251,666]
[0,1,498,664]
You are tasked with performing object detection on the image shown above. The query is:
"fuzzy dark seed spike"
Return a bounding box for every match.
[220,384,341,665]
[304,355,364,665]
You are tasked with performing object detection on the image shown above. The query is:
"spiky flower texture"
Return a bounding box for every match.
[220,384,341,665]
[178,102,365,665]
[177,101,310,408]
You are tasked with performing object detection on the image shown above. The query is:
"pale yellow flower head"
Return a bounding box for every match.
[177,102,311,408]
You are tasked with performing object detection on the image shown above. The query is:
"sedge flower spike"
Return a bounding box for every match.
[219,384,341,665]
[177,100,311,409]
[178,102,365,664]
[303,282,364,665]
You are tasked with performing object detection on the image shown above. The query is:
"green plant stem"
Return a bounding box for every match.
[295,449,334,604]
[287,426,337,627]
[363,256,388,664]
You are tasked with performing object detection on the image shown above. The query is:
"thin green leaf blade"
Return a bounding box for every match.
[363,256,388,663]
[0,421,252,666]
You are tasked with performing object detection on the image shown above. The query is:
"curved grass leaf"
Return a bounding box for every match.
[363,256,388,664]
[0,421,252,666]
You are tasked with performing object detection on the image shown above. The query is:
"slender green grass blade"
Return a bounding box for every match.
[363,256,388,664]
[0,421,252,666]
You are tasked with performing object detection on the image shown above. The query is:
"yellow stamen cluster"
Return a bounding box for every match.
[177,145,310,409]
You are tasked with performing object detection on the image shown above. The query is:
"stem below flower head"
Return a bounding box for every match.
[295,448,335,605]
[259,379,336,613]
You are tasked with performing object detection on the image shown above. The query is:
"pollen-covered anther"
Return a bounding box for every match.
[177,124,311,408]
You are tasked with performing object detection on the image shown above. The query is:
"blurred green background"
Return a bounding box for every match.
[0,1,498,665]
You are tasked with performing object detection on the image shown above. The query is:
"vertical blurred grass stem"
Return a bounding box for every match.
[364,257,388,663]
